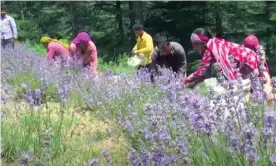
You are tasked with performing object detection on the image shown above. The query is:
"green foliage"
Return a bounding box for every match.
[6,72,59,102]
[270,13,276,21]
[16,20,42,42]
[2,1,276,75]
[98,53,136,75]
[1,102,128,165]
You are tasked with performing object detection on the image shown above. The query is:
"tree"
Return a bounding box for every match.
[2,1,276,74]
[128,1,136,44]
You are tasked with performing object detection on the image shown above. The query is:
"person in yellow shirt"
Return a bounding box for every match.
[131,24,154,74]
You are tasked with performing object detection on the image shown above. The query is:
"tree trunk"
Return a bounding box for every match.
[70,2,78,38]
[128,1,136,44]
[116,1,124,43]
[137,2,144,24]
[20,1,25,20]
[264,1,272,56]
[215,3,223,38]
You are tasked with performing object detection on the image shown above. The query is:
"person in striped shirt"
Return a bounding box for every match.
[184,28,260,88]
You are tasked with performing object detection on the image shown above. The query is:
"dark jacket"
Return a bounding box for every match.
[151,42,187,78]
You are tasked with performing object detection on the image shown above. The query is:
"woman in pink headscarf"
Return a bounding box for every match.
[184,28,260,88]
[69,31,98,73]
[244,34,272,101]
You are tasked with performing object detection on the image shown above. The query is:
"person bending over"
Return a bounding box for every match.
[151,37,187,79]
[40,36,70,61]
[244,34,272,101]
[185,27,260,88]
[70,31,98,73]
[131,24,155,73]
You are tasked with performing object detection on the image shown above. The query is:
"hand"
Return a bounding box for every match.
[184,77,190,84]
[13,36,18,40]
[185,81,196,89]
[131,50,136,56]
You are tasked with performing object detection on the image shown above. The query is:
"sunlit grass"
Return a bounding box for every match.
[1,101,129,165]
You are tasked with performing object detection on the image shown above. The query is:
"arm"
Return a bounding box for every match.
[184,50,215,87]
[175,53,187,78]
[69,43,76,57]
[9,17,18,38]
[151,47,160,72]
[135,36,153,58]
[47,43,56,61]
[89,42,98,72]
[132,41,138,53]
[151,47,159,61]
[174,45,187,78]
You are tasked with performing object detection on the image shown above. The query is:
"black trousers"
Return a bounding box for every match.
[1,38,15,49]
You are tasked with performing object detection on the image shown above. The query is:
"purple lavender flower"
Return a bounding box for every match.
[271,77,276,94]
[58,84,69,102]
[127,150,140,166]
[176,139,189,154]
[156,129,171,145]
[151,148,165,165]
[227,130,241,152]
[87,158,99,166]
[141,128,153,141]
[102,149,112,164]
[42,77,48,89]
[124,120,134,135]
[247,151,260,166]
[271,153,276,164]
[263,110,276,137]
[242,123,259,165]
[141,149,150,165]
[20,151,34,166]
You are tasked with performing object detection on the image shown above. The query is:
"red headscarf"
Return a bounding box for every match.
[190,33,210,44]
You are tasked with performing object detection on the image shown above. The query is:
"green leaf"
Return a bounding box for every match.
[270,13,276,21]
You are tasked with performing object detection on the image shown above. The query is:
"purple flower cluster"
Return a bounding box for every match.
[2,45,276,165]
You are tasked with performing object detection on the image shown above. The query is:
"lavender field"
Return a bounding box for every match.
[1,45,276,166]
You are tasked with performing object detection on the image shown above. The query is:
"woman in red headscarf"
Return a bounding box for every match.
[69,31,98,73]
[184,28,260,88]
[244,34,272,101]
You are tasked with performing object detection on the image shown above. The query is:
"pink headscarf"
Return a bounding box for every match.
[72,32,91,44]
[244,35,259,49]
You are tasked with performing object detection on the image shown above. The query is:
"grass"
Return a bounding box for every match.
[1,101,129,165]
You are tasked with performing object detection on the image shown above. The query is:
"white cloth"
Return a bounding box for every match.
[127,54,148,67]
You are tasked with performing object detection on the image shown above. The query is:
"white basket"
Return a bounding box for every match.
[127,54,148,67]
[204,78,251,95]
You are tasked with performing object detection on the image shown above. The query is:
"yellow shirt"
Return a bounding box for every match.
[132,32,154,64]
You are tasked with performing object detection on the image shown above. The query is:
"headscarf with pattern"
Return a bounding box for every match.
[40,36,69,50]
